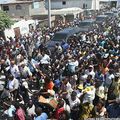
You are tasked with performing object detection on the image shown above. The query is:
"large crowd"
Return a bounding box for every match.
[0,9,120,120]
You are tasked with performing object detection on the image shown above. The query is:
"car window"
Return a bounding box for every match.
[79,22,92,27]
[52,33,67,41]
[96,17,105,21]
[104,13,113,16]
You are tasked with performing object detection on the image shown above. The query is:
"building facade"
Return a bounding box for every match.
[0,0,32,18]
[99,0,118,8]
[45,0,100,10]
[0,0,46,19]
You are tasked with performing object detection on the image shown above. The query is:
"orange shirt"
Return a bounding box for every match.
[45,81,54,90]
[99,64,109,75]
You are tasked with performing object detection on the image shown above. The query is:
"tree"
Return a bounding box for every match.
[0,10,13,39]
[0,10,13,31]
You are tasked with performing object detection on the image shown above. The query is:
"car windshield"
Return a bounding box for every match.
[52,33,67,41]
[79,22,91,27]
[105,13,113,16]
[96,17,105,21]
[113,11,117,13]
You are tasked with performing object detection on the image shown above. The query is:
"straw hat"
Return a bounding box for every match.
[83,87,92,93]
[78,84,83,90]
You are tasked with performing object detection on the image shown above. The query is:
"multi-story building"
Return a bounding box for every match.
[100,0,118,8]
[0,0,118,19]
[0,0,46,19]
[0,0,32,18]
[45,0,100,10]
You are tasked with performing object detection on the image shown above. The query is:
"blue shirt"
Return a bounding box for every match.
[107,104,120,118]
[62,43,69,50]
[35,113,48,120]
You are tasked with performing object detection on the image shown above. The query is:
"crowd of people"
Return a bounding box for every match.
[0,9,120,120]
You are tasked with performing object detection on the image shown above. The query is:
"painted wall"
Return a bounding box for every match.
[4,20,36,39]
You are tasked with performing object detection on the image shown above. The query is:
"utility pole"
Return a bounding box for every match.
[109,0,111,8]
[95,0,96,11]
[48,0,51,28]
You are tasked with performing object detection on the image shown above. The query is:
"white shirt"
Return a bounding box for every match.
[96,85,105,99]
[68,97,80,109]
[82,34,86,41]
[4,105,16,117]
[27,104,35,116]
[68,60,79,72]
[83,88,96,104]
[40,54,50,64]
[68,60,79,66]
[105,73,114,86]
[5,58,10,66]
[75,90,83,98]
[16,54,22,64]
[20,66,32,78]
[10,65,20,78]
[57,46,62,53]
[95,107,106,117]
[66,82,73,99]
[85,69,95,79]
[8,78,19,90]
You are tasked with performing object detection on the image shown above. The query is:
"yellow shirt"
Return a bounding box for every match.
[112,79,120,97]
[79,103,94,120]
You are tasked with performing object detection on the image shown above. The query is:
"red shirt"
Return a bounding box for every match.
[16,108,25,120]
[55,107,64,119]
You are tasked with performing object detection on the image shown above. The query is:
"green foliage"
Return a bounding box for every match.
[0,10,13,30]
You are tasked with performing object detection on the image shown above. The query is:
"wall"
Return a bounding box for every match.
[45,0,99,10]
[0,5,2,10]
[2,3,30,18]
[29,1,47,16]
[92,0,100,10]
[4,20,36,39]
[117,0,120,7]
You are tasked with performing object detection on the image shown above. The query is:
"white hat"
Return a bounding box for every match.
[103,53,109,58]
[96,86,105,99]
[89,65,94,68]
[22,81,28,89]
[22,79,26,82]
[19,61,25,66]
[72,75,78,81]
[0,84,4,91]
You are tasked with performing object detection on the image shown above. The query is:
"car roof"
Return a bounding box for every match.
[96,15,108,17]
[81,19,95,23]
[56,27,80,34]
[105,11,114,14]
[104,12,114,15]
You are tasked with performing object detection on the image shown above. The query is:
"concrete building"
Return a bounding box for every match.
[99,0,118,8]
[0,0,47,19]
[45,0,100,10]
[118,0,120,7]
[0,0,32,18]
